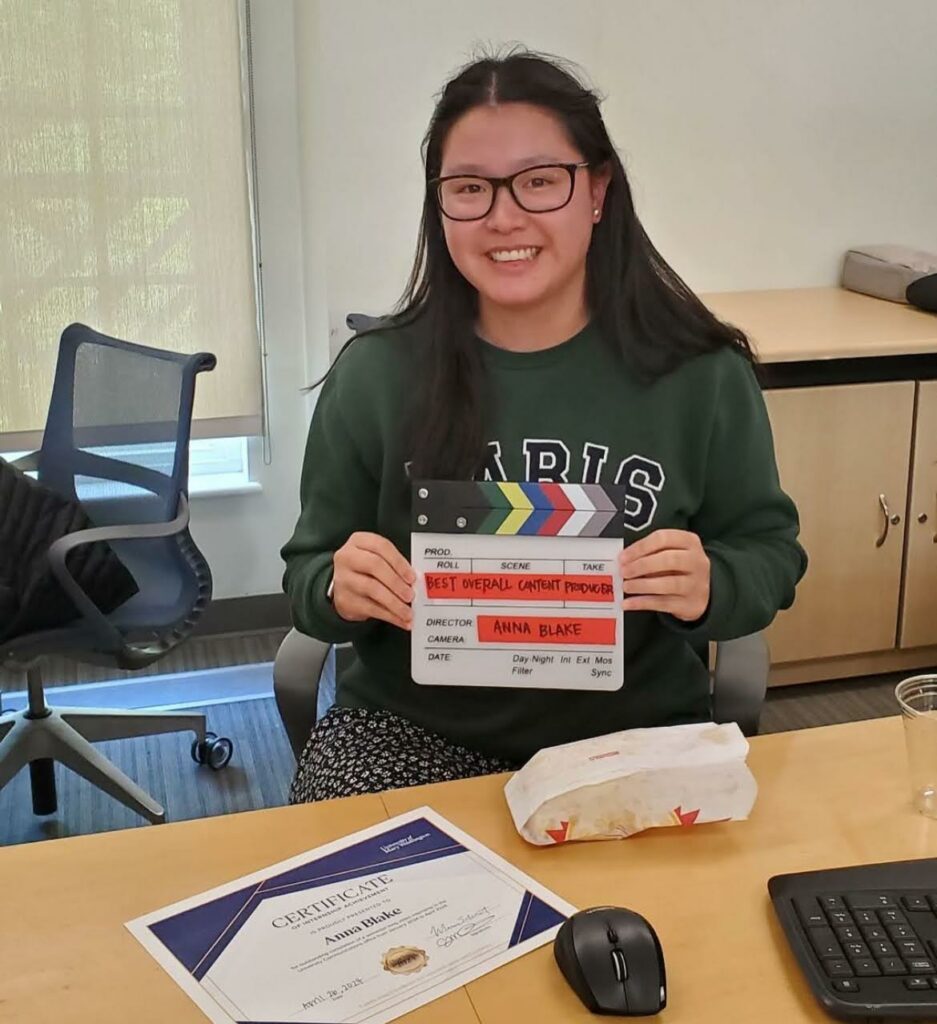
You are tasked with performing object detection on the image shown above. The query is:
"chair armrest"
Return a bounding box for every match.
[45,493,192,650]
[712,631,770,737]
[274,628,331,761]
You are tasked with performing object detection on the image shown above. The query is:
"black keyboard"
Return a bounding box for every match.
[770,859,937,1020]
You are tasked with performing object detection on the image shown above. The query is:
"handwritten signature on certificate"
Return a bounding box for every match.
[430,906,496,948]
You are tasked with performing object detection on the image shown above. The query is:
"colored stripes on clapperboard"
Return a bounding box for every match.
[412,480,630,538]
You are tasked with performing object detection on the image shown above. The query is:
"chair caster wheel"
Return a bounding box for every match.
[191,732,234,770]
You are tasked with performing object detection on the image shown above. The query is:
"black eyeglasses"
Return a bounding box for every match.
[430,161,590,221]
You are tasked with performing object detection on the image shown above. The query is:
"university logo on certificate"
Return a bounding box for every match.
[127,808,575,1024]
[411,480,628,690]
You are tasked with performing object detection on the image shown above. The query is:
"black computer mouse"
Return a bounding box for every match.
[554,906,666,1016]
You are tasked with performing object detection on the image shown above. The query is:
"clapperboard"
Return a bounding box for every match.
[410,481,627,690]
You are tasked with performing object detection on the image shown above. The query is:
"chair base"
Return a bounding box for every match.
[0,706,206,824]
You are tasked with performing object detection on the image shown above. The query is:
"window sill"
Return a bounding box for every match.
[189,480,263,499]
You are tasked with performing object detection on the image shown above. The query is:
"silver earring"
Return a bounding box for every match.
[593,208,600,220]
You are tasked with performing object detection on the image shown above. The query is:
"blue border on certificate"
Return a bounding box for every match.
[508,890,567,947]
[148,819,465,980]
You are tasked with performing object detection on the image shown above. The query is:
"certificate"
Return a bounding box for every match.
[126,808,576,1024]
[411,480,626,690]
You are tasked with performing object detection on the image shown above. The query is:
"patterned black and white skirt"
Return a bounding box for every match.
[288,705,521,804]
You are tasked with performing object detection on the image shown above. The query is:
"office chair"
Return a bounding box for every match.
[273,629,769,762]
[0,323,232,825]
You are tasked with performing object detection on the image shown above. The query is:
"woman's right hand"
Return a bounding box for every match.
[331,532,416,630]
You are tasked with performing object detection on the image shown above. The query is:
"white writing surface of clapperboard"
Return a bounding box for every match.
[411,481,626,690]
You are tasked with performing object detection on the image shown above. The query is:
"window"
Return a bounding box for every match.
[0,1,264,450]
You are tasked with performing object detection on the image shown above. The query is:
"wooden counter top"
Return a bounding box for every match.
[701,287,937,364]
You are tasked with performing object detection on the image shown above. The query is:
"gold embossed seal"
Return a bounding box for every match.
[381,946,429,975]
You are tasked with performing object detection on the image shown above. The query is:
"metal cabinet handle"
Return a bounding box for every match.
[876,494,901,548]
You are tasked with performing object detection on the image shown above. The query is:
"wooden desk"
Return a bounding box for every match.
[701,287,937,364]
[3,716,936,1024]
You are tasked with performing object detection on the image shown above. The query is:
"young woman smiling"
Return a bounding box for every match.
[282,50,806,803]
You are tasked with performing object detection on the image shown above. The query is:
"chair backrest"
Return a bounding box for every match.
[38,323,215,527]
[33,324,216,642]
[345,312,391,334]
[273,630,333,761]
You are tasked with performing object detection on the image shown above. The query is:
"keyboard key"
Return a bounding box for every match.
[871,940,898,958]
[928,894,937,913]
[854,911,879,925]
[837,926,861,942]
[908,960,936,974]
[851,958,881,976]
[833,978,861,993]
[880,909,908,925]
[847,894,896,911]
[794,896,826,927]
[930,978,937,990]
[880,958,908,975]
[899,941,927,957]
[888,923,915,940]
[905,977,931,990]
[844,942,871,959]
[821,896,847,911]
[809,927,844,959]
[903,895,931,912]
[824,959,854,978]
[828,910,854,927]
[861,925,888,941]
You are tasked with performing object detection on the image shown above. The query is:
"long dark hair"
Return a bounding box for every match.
[348,49,753,479]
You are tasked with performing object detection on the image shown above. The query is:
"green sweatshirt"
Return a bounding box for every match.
[282,320,806,763]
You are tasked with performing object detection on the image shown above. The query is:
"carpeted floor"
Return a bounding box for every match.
[0,696,294,846]
[0,629,288,692]
[760,671,908,734]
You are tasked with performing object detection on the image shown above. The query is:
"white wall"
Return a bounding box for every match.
[188,0,316,599]
[192,0,937,599]
[596,0,937,291]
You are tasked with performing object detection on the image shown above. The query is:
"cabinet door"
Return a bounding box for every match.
[900,381,937,649]
[763,381,915,663]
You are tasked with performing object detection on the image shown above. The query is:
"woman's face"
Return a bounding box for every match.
[437,102,608,320]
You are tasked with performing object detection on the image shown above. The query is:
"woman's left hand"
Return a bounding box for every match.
[619,529,711,622]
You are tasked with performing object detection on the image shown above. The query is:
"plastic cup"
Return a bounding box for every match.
[896,674,937,818]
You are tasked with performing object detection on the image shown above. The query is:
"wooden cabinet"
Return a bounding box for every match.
[764,382,915,663]
[900,381,937,649]
[695,288,937,684]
